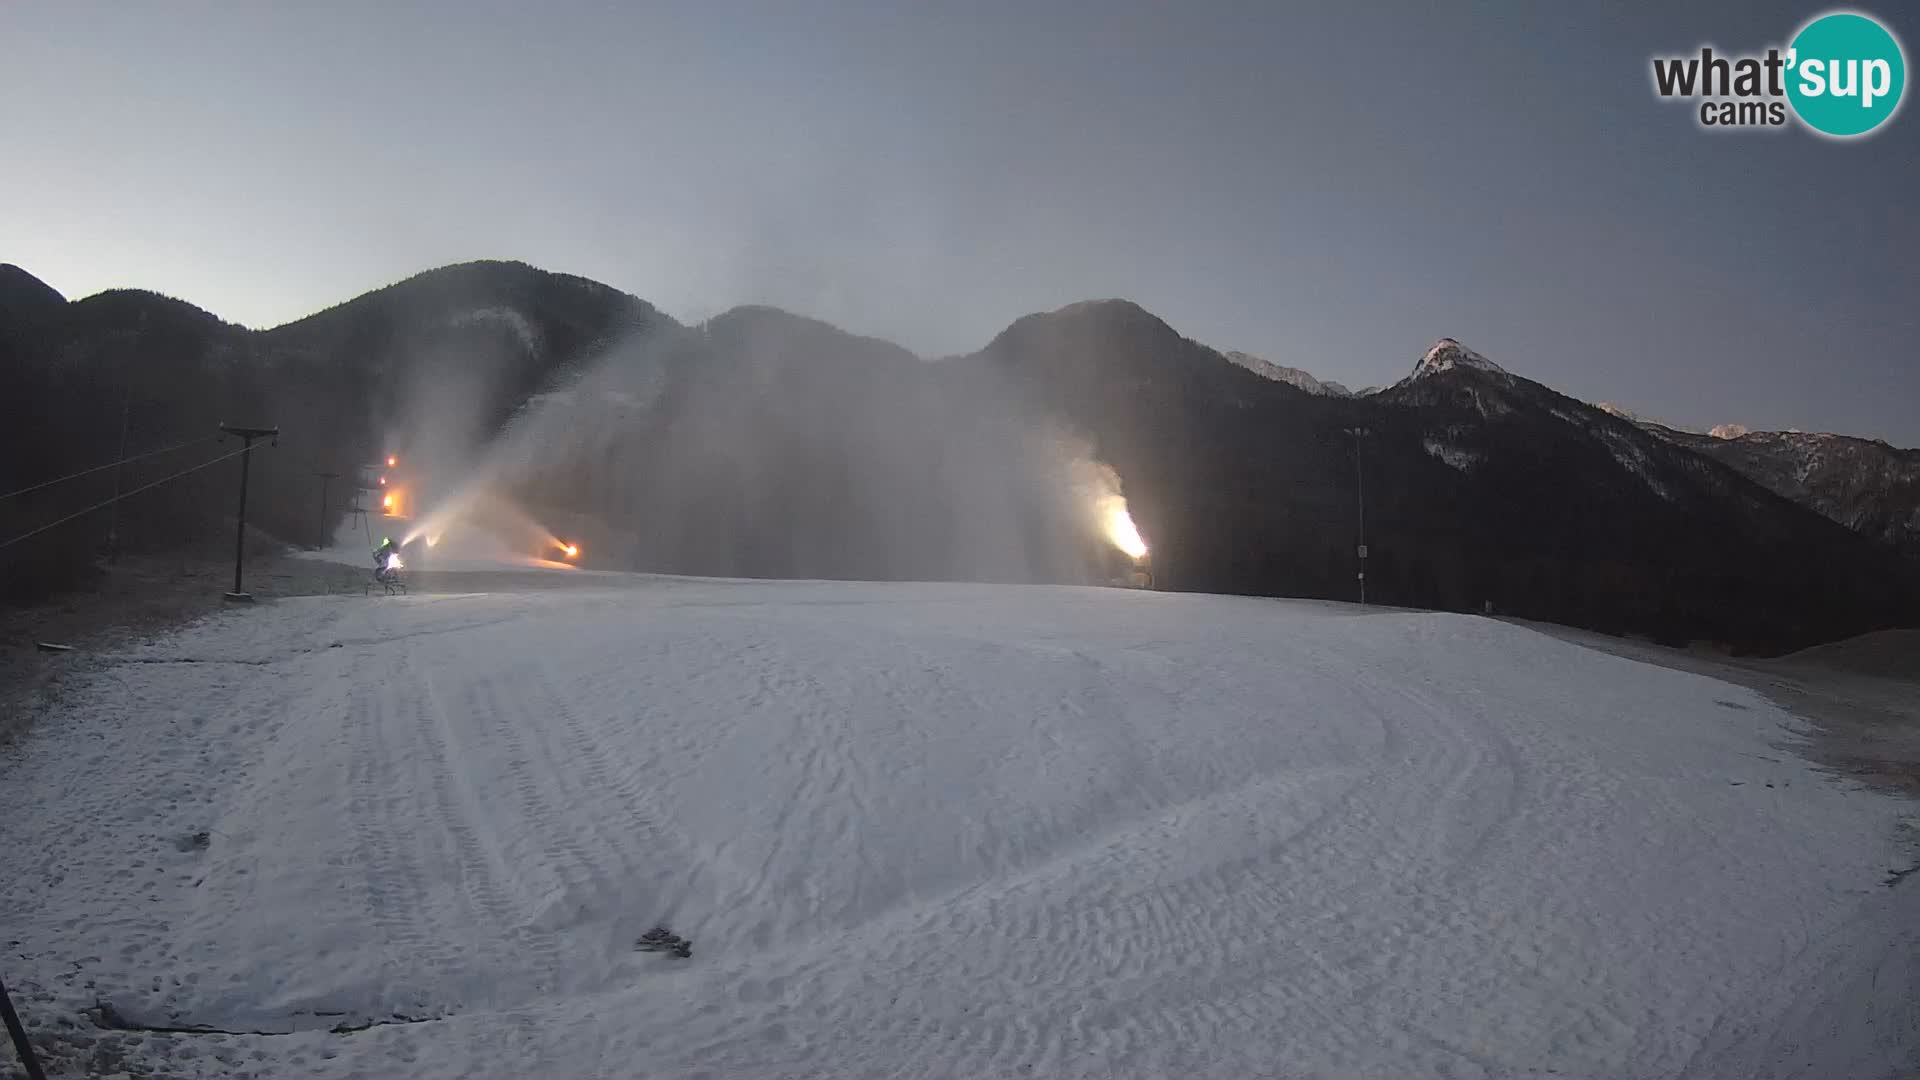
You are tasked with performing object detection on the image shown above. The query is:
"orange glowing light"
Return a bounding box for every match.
[387,456,397,468]
[555,540,580,558]
[382,494,394,510]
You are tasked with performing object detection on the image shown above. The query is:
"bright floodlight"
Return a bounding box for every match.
[387,456,397,468]
[1104,501,1148,560]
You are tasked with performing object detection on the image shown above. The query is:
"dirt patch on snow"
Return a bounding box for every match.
[0,544,366,747]
[1,546,639,747]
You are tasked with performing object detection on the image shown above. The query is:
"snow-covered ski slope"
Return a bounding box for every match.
[3,577,1914,1079]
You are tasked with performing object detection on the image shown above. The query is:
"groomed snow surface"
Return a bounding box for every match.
[3,577,1915,1079]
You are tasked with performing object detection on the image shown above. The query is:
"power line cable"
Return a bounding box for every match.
[0,442,254,552]
[0,434,220,502]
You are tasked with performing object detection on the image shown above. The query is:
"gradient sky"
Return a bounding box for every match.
[4,1,1916,444]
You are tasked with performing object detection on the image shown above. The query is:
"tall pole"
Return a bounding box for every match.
[1346,427,1370,605]
[105,364,133,563]
[105,312,148,564]
[232,443,253,595]
[315,471,339,549]
[220,425,278,601]
[1357,433,1365,606]
[0,974,46,1080]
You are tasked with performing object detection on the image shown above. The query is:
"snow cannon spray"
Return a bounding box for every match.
[1102,498,1147,560]
[1066,454,1152,587]
[1070,457,1148,561]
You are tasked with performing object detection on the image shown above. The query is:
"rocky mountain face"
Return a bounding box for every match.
[4,261,1914,652]
[1221,350,1352,396]
[980,302,1914,652]
[1643,424,1920,559]
[1405,338,1507,379]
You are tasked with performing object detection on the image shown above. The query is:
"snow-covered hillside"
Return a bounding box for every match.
[2,578,1913,1079]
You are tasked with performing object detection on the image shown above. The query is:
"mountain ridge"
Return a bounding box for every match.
[1639,422,1920,557]
[2,259,1912,651]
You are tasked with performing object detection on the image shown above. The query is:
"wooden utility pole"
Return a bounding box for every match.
[105,312,147,565]
[105,360,133,563]
[219,424,278,601]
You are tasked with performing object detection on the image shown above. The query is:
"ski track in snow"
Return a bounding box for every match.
[1,579,1914,1079]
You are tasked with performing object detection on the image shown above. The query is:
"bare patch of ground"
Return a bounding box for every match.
[0,543,364,747]
[1,545,648,747]
[1507,620,1920,799]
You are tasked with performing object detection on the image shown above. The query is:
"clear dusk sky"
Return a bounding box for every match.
[3,1,1916,443]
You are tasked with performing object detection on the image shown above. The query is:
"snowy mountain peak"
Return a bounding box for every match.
[1710,423,1750,440]
[1411,338,1506,379]
[1221,350,1352,396]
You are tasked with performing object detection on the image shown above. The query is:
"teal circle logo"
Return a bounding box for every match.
[1787,11,1907,137]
